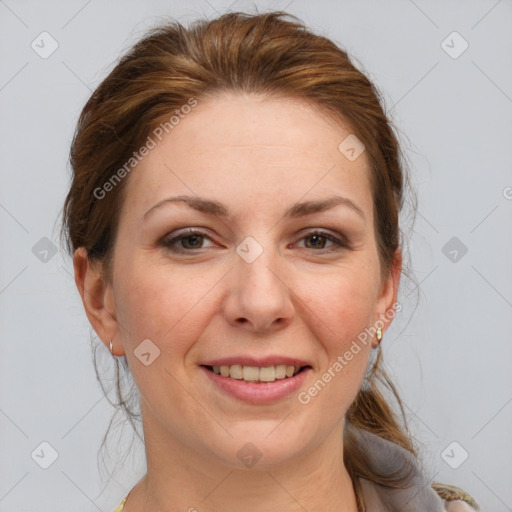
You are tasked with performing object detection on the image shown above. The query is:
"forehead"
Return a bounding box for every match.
[122,91,373,220]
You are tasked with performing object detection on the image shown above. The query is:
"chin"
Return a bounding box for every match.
[202,425,317,470]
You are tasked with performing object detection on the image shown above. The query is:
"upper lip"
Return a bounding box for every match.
[200,356,312,368]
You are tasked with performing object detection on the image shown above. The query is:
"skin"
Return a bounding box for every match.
[74,91,401,512]
[446,502,477,512]
[446,501,475,512]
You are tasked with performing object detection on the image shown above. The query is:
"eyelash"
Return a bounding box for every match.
[160,228,351,254]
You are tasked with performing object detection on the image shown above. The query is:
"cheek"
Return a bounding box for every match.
[113,261,221,409]
[297,262,378,397]
[298,276,375,418]
[114,257,221,352]
[304,263,379,346]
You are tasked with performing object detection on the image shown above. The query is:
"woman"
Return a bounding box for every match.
[61,11,480,512]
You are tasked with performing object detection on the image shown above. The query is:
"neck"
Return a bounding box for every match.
[124,408,359,512]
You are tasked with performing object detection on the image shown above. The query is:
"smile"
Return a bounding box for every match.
[203,364,309,382]
[200,364,312,404]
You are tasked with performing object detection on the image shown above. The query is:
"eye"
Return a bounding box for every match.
[161,229,215,252]
[296,230,350,252]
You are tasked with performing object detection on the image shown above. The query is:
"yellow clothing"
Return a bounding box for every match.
[112,495,127,512]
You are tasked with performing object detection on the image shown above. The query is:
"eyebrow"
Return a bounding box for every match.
[143,194,365,221]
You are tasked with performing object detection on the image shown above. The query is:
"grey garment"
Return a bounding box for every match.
[360,477,445,511]
[350,425,470,511]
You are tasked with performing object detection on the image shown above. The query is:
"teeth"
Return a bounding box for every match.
[230,364,243,379]
[243,366,260,381]
[259,366,275,382]
[275,365,286,379]
[210,364,303,382]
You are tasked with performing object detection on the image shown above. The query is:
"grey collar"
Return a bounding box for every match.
[348,425,446,511]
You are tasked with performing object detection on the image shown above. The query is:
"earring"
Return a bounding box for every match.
[109,339,114,355]
[376,328,383,343]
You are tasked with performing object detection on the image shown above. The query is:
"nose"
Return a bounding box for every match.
[222,244,295,333]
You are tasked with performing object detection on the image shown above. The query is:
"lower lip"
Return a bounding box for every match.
[200,366,311,404]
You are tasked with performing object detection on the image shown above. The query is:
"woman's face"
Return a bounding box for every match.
[93,91,399,467]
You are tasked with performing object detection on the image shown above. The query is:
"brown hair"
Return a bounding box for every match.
[61,10,418,507]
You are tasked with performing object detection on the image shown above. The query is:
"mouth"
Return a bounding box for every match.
[200,362,313,404]
[201,364,312,383]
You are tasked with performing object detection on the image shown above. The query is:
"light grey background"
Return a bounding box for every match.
[1,0,511,511]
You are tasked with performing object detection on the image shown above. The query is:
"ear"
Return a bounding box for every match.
[73,247,123,355]
[372,248,402,347]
